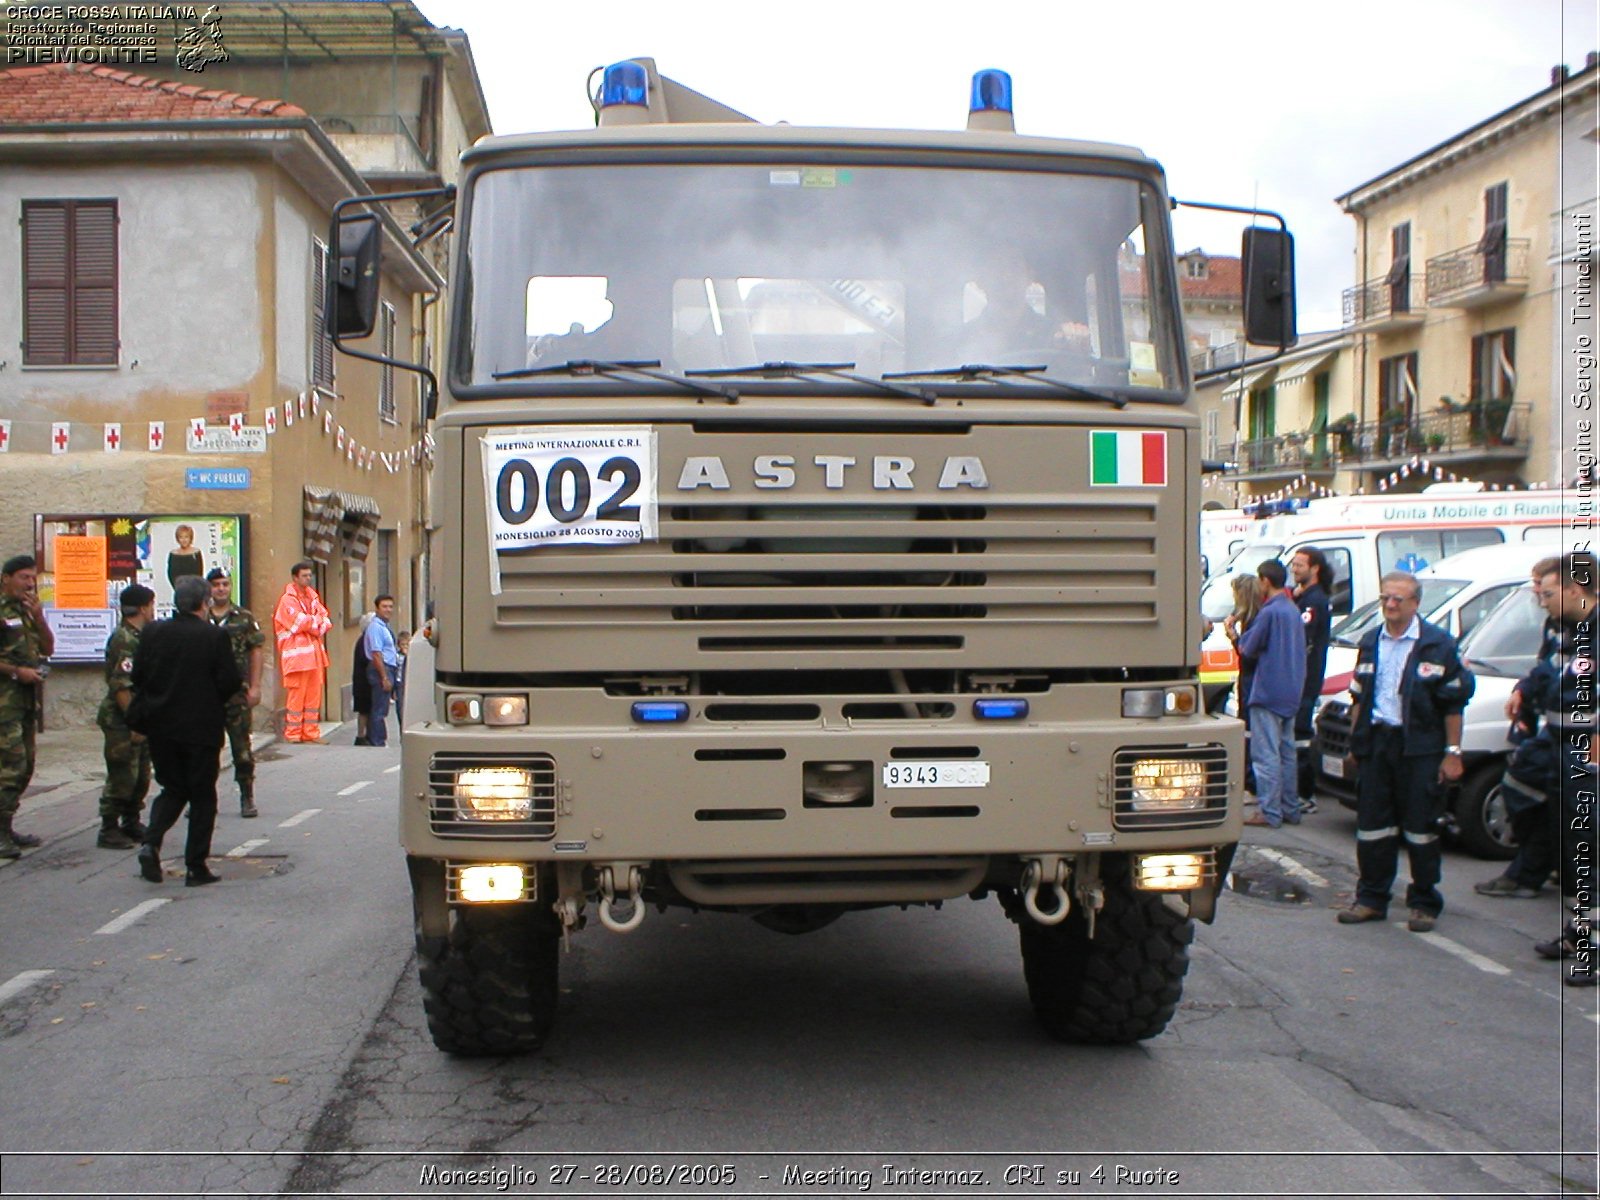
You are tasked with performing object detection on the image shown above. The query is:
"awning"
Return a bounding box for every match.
[1221,365,1277,401]
[1274,350,1338,385]
[302,486,381,564]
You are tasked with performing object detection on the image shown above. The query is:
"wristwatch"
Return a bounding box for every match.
[1444,744,1462,755]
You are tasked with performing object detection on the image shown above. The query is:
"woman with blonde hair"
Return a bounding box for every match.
[1224,570,1265,796]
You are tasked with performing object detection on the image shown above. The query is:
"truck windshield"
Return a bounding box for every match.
[456,161,1183,397]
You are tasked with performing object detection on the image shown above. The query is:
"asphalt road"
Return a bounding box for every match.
[0,740,1594,1198]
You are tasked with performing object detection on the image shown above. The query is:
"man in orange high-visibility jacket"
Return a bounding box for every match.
[272,561,332,743]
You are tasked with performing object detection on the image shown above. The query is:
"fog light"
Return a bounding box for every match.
[458,864,526,903]
[1128,758,1207,810]
[455,767,534,820]
[1134,853,1207,891]
[484,695,528,726]
[448,694,483,724]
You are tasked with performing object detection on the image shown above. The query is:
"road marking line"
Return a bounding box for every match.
[278,808,321,828]
[337,781,372,796]
[1395,924,1512,974]
[383,764,401,775]
[0,970,55,1004]
[225,838,270,858]
[95,899,171,936]
[1252,847,1331,888]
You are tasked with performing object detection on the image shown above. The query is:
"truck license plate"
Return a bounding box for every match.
[882,761,990,789]
[1321,753,1344,779]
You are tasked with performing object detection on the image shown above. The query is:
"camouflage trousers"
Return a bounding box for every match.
[0,714,37,820]
[99,724,152,822]
[224,701,255,790]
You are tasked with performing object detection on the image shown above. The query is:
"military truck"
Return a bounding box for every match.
[331,60,1296,1055]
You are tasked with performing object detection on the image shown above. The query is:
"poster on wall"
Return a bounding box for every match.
[34,514,249,662]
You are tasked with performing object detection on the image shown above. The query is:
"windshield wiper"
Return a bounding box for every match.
[686,361,936,405]
[492,359,739,401]
[884,363,1128,408]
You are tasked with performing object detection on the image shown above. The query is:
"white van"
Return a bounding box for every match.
[1197,491,1574,692]
[1317,537,1563,697]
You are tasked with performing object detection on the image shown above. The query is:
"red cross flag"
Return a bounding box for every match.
[323,411,333,434]
[336,426,346,450]
[51,422,70,454]
[148,421,165,451]
[0,420,10,453]
[104,423,122,452]
[264,406,277,435]
[311,393,321,416]
[284,400,295,427]
[229,412,244,436]
[189,417,206,447]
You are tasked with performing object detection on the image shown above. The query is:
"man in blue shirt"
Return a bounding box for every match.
[362,595,399,748]
[1238,560,1307,829]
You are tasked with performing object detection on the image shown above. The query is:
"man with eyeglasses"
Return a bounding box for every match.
[1338,570,1474,932]
[1509,551,1597,987]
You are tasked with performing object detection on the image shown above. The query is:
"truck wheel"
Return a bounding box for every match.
[1018,871,1194,1044]
[416,906,559,1056]
[1452,763,1516,861]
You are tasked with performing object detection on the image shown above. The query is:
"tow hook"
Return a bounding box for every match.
[597,864,647,934]
[1021,856,1071,926]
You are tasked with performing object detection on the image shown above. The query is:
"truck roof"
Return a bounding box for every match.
[462,122,1158,172]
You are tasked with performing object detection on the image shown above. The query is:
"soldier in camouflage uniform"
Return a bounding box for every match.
[96,584,156,849]
[0,554,56,859]
[207,569,265,818]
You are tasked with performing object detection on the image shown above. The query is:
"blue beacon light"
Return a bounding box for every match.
[974,697,1029,720]
[632,700,689,724]
[969,69,1013,115]
[600,61,649,110]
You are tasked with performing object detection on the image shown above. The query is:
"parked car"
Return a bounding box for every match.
[1314,568,1552,859]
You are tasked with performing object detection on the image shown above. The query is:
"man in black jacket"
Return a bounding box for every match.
[132,575,243,886]
[1336,571,1474,931]
[1291,546,1333,815]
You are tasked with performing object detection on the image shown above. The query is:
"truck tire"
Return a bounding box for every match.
[416,906,559,1056]
[1451,763,1516,861]
[1018,871,1194,1044]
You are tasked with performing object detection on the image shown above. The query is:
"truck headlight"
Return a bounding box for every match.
[455,767,534,821]
[1127,757,1207,810]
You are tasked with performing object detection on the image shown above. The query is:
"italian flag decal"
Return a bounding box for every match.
[1090,429,1167,487]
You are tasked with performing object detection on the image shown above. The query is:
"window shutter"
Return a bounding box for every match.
[311,239,335,389]
[22,202,69,365]
[72,201,118,364]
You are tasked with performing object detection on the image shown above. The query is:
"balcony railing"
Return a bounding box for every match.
[1227,400,1532,477]
[1425,238,1529,308]
[318,113,430,177]
[1342,273,1427,330]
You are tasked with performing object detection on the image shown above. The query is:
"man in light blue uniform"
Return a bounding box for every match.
[362,595,399,748]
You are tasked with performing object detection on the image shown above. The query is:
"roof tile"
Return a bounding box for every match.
[0,62,307,124]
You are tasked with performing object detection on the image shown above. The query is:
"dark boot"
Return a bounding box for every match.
[136,844,164,883]
[0,815,25,858]
[119,815,147,841]
[97,819,137,849]
[239,783,258,819]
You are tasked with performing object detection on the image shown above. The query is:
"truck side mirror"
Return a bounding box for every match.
[332,213,382,339]
[1242,226,1296,350]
